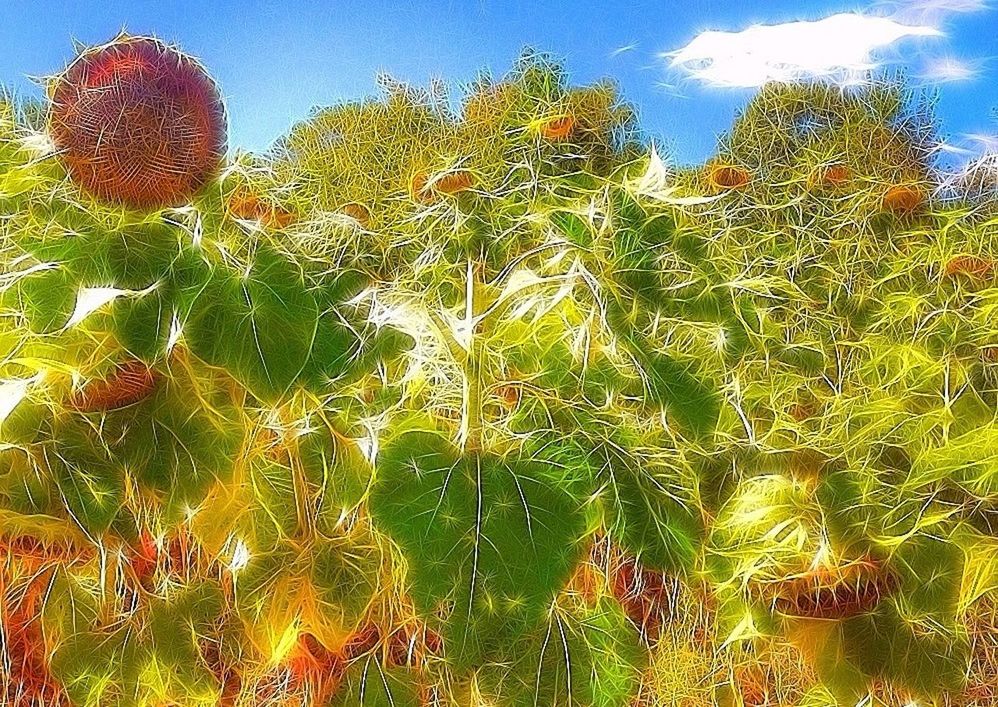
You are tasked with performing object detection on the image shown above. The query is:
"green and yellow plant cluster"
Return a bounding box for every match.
[1,37,998,706]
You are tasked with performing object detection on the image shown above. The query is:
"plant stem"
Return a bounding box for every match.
[464,340,483,453]
[463,258,483,452]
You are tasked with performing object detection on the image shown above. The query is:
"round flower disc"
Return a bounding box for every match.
[49,35,226,209]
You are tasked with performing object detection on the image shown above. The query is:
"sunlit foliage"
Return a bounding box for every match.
[1,36,998,706]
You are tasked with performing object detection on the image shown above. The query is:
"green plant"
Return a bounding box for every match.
[2,37,998,707]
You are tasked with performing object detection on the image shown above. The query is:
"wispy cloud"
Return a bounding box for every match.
[919,55,981,82]
[665,13,942,88]
[887,0,989,24]
[610,43,639,59]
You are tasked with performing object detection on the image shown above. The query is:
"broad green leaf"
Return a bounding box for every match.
[298,421,374,531]
[47,422,125,534]
[478,599,645,707]
[810,631,871,707]
[42,568,102,638]
[330,659,422,707]
[0,447,58,514]
[46,576,223,707]
[1,393,50,446]
[111,287,174,360]
[636,350,720,438]
[48,366,243,525]
[22,219,182,289]
[235,535,379,653]
[841,603,968,698]
[49,628,129,707]
[816,469,906,556]
[3,265,76,333]
[959,533,998,613]
[550,210,592,247]
[605,300,720,438]
[250,457,300,540]
[301,314,410,391]
[311,537,382,626]
[301,267,412,386]
[891,533,963,621]
[109,245,217,360]
[245,422,373,542]
[369,429,589,669]
[587,435,702,573]
[606,189,676,309]
[839,535,967,698]
[185,245,319,402]
[909,424,998,498]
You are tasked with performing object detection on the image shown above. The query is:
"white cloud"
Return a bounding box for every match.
[919,56,981,82]
[666,13,942,88]
[889,0,989,24]
[610,43,639,58]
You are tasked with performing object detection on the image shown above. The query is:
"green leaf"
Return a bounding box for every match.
[909,424,998,498]
[235,541,303,627]
[892,533,963,621]
[612,226,664,308]
[109,245,216,360]
[606,190,676,309]
[185,245,320,402]
[478,599,646,707]
[1,394,50,446]
[815,469,894,554]
[301,313,410,391]
[369,429,589,669]
[250,457,299,539]
[0,447,57,514]
[588,436,702,573]
[839,535,968,698]
[48,366,243,525]
[45,575,222,707]
[841,603,968,698]
[111,286,176,360]
[301,314,361,386]
[23,219,182,289]
[639,350,720,438]
[244,421,373,542]
[311,536,382,628]
[42,568,102,637]
[810,634,871,707]
[301,268,413,387]
[47,423,125,534]
[605,301,720,438]
[4,265,76,333]
[235,535,379,648]
[49,628,129,707]
[298,421,374,531]
[550,211,592,247]
[609,187,645,232]
[329,659,422,707]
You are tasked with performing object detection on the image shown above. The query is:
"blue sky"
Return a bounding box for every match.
[0,0,995,165]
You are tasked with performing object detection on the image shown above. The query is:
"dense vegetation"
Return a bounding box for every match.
[1,35,997,706]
